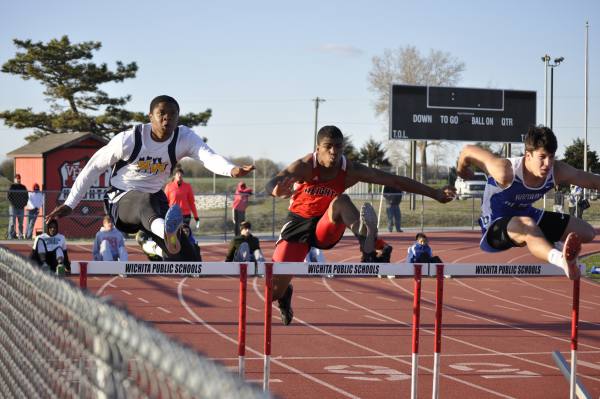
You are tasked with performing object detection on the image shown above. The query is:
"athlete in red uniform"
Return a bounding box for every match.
[266,125,455,325]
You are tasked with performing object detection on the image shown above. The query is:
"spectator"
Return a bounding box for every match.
[7,174,28,239]
[93,215,128,261]
[374,237,395,278]
[31,219,69,276]
[553,185,564,214]
[164,167,199,228]
[407,233,442,263]
[568,185,583,218]
[232,181,253,236]
[25,182,44,239]
[383,185,403,232]
[225,221,264,262]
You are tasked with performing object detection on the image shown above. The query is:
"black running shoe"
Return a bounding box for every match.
[361,251,376,263]
[278,284,294,326]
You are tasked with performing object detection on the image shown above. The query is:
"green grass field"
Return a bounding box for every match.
[581,253,600,280]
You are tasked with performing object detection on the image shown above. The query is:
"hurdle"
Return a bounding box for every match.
[71,260,252,376]
[431,262,586,399]
[72,260,586,397]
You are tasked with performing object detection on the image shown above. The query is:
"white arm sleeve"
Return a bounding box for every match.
[182,127,236,176]
[64,134,127,209]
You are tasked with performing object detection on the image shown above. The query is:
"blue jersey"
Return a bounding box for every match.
[479,157,554,251]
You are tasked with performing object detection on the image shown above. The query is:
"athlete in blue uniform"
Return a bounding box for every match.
[457,126,600,279]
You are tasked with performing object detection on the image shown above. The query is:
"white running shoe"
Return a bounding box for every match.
[562,232,581,280]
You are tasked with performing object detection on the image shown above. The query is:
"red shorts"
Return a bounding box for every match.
[273,212,346,262]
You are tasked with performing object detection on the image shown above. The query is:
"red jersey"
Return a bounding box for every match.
[288,153,347,218]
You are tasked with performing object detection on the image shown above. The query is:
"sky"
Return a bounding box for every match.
[1,0,598,168]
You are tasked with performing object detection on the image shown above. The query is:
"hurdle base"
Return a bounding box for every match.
[551,351,591,399]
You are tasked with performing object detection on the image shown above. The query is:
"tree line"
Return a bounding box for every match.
[1,36,598,185]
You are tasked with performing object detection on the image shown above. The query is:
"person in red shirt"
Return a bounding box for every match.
[164,167,199,227]
[232,181,253,235]
[266,125,455,325]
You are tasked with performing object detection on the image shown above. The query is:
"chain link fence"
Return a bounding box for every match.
[1,189,598,241]
[0,247,271,398]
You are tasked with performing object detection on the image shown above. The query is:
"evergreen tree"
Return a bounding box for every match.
[1,36,211,141]
[562,138,600,173]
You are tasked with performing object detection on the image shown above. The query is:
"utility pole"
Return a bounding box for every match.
[541,54,550,126]
[313,97,326,150]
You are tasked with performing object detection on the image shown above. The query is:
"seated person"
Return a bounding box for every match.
[31,219,70,275]
[136,223,201,261]
[225,221,264,262]
[372,237,395,278]
[93,215,128,261]
[407,233,442,263]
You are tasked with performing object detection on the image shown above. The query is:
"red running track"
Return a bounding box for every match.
[3,230,600,399]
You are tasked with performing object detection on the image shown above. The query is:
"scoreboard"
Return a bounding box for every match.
[389,85,536,143]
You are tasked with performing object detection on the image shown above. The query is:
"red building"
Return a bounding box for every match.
[7,133,108,238]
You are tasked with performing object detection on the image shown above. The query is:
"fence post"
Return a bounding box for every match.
[224,193,228,242]
[271,196,276,239]
[471,196,475,230]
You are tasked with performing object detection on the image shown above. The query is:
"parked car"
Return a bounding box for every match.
[455,172,487,200]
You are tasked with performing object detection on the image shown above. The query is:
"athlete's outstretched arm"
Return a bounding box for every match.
[554,160,600,189]
[266,158,311,198]
[457,145,512,187]
[347,163,455,203]
[46,137,126,223]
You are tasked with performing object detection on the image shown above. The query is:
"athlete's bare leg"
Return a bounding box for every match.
[507,216,585,279]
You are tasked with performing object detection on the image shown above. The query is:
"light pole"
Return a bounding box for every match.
[541,55,564,130]
[313,97,326,150]
[549,57,564,131]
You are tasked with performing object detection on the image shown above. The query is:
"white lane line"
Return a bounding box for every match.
[180,279,362,399]
[376,296,396,302]
[314,280,518,398]
[97,276,120,295]
[483,288,500,293]
[327,304,348,312]
[455,314,478,321]
[364,315,388,322]
[217,296,232,303]
[246,379,282,383]
[121,289,132,295]
[464,278,600,329]
[541,314,565,321]
[452,296,475,302]
[297,295,315,302]
[452,279,600,352]
[494,305,521,312]
[247,306,260,312]
[514,276,598,306]
[158,306,172,314]
[137,297,149,304]
[195,288,209,294]
[579,305,594,310]
[107,283,117,288]
[211,350,600,362]
[387,279,600,383]
[179,317,193,324]
[520,295,542,301]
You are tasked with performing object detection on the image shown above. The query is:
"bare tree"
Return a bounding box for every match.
[368,45,465,181]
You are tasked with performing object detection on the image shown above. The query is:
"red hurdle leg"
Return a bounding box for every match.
[570,277,580,399]
[432,264,445,399]
[79,262,88,289]
[238,263,248,378]
[411,264,422,399]
[263,262,273,392]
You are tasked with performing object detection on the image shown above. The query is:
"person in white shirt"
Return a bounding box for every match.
[31,219,69,275]
[46,95,254,261]
[26,182,44,239]
[93,215,128,261]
